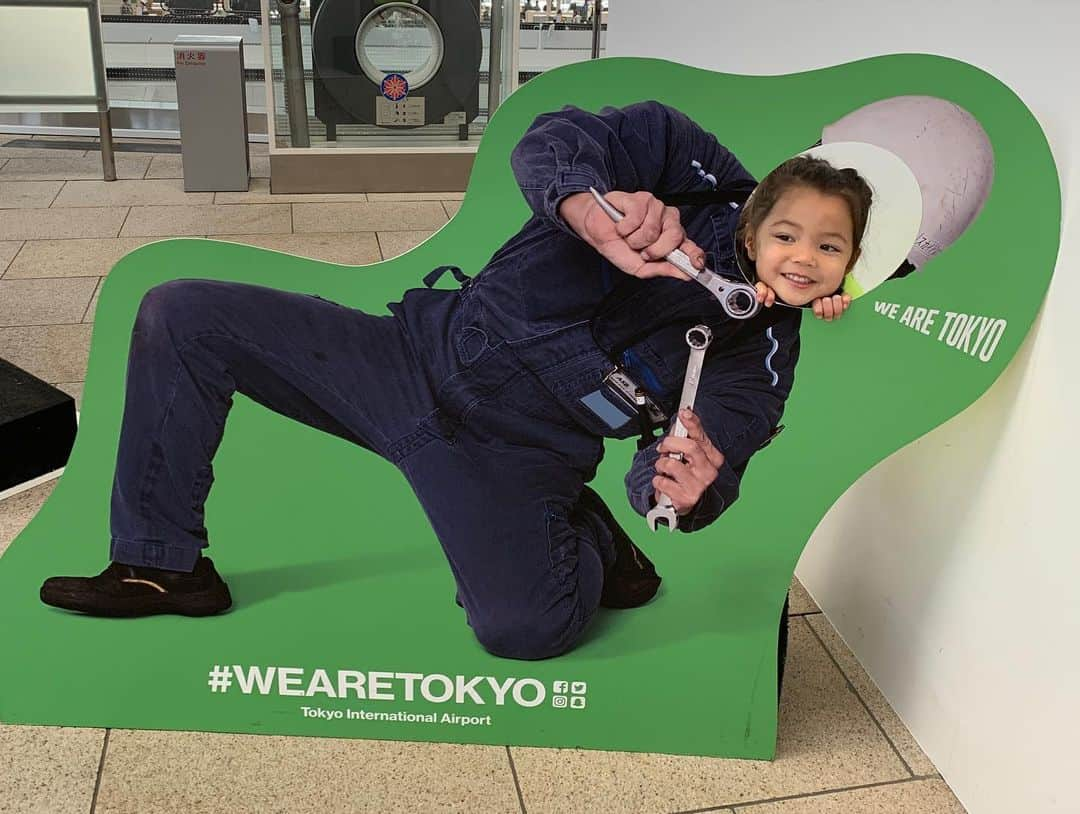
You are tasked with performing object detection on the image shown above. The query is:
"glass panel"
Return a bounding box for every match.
[270,0,498,149]
[95,13,266,124]
[265,0,610,150]
[0,0,607,134]
[0,7,98,110]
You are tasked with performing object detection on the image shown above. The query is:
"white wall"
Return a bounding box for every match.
[606,4,1079,813]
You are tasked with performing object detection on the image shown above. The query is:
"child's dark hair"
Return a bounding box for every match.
[737,156,873,270]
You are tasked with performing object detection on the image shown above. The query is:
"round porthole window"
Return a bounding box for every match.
[355,3,446,90]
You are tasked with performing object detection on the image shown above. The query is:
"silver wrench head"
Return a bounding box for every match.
[647,505,679,533]
[724,285,760,318]
[703,276,760,319]
[685,324,713,350]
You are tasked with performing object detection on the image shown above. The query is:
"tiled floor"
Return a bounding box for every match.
[0,135,966,813]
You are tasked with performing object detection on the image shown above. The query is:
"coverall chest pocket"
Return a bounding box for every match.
[455,287,490,368]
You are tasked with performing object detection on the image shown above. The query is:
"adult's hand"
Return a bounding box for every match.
[652,408,725,515]
[558,190,707,281]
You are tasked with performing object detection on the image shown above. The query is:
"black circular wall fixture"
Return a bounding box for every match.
[310,0,482,132]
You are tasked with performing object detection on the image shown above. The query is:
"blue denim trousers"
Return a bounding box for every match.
[108,278,619,659]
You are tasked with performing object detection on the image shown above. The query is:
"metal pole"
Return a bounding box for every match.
[86,1,117,180]
[277,0,310,147]
[98,109,117,181]
[487,0,504,118]
[590,0,602,59]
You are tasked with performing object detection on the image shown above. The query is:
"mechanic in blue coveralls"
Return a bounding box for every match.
[40,101,870,662]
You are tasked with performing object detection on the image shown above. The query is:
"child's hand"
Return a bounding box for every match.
[652,408,725,516]
[811,293,852,322]
[755,282,776,308]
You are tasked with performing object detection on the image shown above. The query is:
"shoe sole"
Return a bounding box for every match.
[40,585,232,618]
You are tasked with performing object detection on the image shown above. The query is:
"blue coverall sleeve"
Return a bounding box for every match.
[624,329,799,533]
[509,100,754,237]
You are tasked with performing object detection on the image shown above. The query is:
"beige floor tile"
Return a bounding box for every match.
[214,178,368,204]
[0,277,100,327]
[0,181,64,208]
[0,207,127,241]
[120,204,291,237]
[0,240,21,274]
[52,179,214,208]
[805,615,937,776]
[443,200,463,218]
[788,577,819,615]
[0,146,89,159]
[143,154,183,179]
[377,229,440,259]
[146,153,269,180]
[733,778,964,813]
[212,233,382,266]
[3,237,178,279]
[95,731,521,814]
[511,620,909,814]
[55,381,85,412]
[0,154,150,181]
[0,323,93,382]
[367,191,466,202]
[250,155,271,179]
[293,201,448,233]
[0,480,57,554]
[0,724,105,813]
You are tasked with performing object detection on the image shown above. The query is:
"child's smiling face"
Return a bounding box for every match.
[745,186,859,306]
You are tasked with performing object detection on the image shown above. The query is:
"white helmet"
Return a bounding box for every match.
[822,95,994,272]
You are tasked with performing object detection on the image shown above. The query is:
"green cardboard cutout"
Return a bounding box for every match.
[0,54,1059,759]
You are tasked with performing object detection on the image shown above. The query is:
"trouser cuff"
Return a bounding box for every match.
[110,538,202,572]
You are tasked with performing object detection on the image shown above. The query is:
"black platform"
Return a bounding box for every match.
[0,358,78,493]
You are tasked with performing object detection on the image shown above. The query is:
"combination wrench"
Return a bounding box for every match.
[647,324,713,532]
[587,187,760,320]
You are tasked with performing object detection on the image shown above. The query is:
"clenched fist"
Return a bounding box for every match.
[652,408,725,515]
[559,190,708,281]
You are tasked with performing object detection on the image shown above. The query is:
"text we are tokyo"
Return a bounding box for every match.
[873,301,1007,362]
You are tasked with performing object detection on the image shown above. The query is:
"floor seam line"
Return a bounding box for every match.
[0,240,23,278]
[88,728,111,814]
[673,775,935,814]
[117,205,133,238]
[49,181,66,208]
[803,617,916,777]
[80,276,103,323]
[504,746,527,814]
[0,321,91,329]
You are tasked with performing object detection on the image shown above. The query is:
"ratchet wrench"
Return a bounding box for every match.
[587,187,760,320]
[647,325,713,533]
